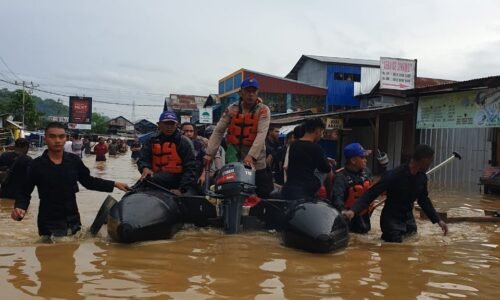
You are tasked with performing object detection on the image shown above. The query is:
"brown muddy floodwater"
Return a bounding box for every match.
[1,151,499,299]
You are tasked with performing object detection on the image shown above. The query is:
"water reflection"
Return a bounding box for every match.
[36,244,83,299]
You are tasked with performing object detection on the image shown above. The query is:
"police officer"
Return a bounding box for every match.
[204,78,273,198]
[331,143,373,233]
[343,144,448,242]
[137,111,198,193]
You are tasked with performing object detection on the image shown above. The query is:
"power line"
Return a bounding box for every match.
[0,56,23,81]
[38,81,168,97]
[0,68,172,107]
[0,70,12,81]
[0,78,163,107]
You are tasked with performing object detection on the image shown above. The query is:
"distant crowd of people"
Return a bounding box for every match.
[62,134,142,162]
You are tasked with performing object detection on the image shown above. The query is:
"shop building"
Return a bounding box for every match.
[217,68,327,114]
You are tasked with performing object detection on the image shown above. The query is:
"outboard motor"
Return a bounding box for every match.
[107,189,181,243]
[282,201,349,253]
[213,162,256,233]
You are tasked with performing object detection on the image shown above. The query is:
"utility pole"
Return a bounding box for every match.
[14,81,38,131]
[132,100,136,123]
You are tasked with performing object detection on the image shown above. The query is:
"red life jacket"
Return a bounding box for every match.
[226,103,259,147]
[151,142,183,173]
[345,173,372,216]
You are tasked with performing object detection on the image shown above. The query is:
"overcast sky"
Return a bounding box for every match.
[1,0,499,122]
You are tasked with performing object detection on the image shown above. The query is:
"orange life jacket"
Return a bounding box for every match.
[151,142,183,173]
[345,173,372,216]
[226,104,259,147]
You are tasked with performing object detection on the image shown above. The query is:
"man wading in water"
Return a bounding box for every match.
[11,122,129,238]
[343,144,448,242]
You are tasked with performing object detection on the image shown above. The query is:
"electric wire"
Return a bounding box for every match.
[0,78,163,107]
[0,56,23,81]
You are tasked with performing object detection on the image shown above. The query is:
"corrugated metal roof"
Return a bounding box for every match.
[410,75,500,94]
[168,94,207,110]
[271,103,412,125]
[107,116,133,126]
[245,68,327,90]
[286,55,380,79]
[245,70,327,96]
[305,55,380,67]
[415,77,456,88]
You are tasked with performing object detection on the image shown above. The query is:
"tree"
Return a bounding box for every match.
[4,89,42,130]
[92,112,109,134]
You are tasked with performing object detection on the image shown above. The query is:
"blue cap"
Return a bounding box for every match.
[344,143,372,159]
[159,110,178,123]
[241,78,259,90]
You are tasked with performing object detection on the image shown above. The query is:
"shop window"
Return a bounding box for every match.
[334,73,361,82]
[225,78,233,92]
[219,82,224,94]
[234,73,242,88]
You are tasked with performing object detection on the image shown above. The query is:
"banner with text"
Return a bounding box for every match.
[68,96,92,130]
[416,88,500,129]
[380,57,416,90]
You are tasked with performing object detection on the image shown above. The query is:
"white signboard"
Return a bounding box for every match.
[199,107,213,124]
[68,123,91,130]
[180,115,191,124]
[380,57,416,90]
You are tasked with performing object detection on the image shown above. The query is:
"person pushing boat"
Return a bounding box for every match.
[11,122,129,238]
[343,144,448,242]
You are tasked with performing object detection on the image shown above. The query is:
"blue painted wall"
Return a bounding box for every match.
[327,65,361,107]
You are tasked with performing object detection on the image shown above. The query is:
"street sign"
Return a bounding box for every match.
[380,57,416,90]
[199,107,213,124]
[325,118,343,130]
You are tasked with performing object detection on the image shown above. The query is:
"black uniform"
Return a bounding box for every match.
[137,129,197,192]
[351,163,441,242]
[0,151,32,199]
[266,138,284,184]
[282,140,331,200]
[15,151,115,236]
[331,167,372,233]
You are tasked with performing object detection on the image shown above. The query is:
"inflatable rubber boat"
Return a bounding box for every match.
[90,162,349,253]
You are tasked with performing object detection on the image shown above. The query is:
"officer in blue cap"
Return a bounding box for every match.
[343,144,448,242]
[331,143,374,233]
[204,78,273,198]
[137,110,198,194]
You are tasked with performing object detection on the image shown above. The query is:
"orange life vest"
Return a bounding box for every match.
[226,104,259,147]
[345,174,372,216]
[151,142,183,174]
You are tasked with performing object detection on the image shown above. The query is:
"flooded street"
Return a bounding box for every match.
[1,151,499,299]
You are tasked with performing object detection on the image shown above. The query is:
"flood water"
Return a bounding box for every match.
[1,150,499,299]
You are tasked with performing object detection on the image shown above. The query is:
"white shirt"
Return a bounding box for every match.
[64,141,73,153]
